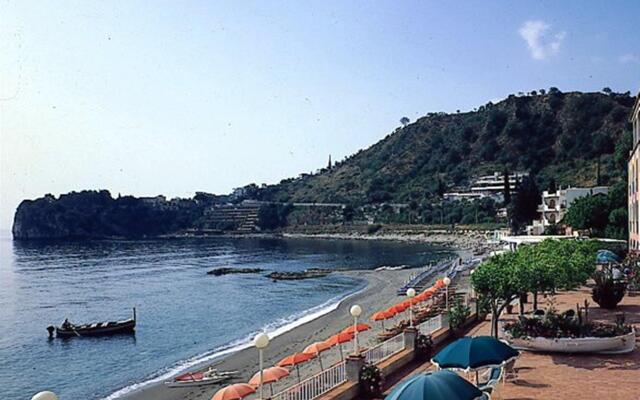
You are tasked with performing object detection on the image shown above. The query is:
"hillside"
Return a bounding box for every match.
[250,89,635,205]
[13,89,636,239]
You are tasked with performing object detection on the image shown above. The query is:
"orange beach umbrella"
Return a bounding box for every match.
[371,310,394,330]
[342,323,371,335]
[388,303,408,314]
[211,383,255,400]
[277,352,314,382]
[324,332,354,361]
[249,367,290,396]
[304,341,332,370]
[371,310,394,321]
[324,332,354,346]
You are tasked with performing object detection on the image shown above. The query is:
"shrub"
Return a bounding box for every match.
[359,364,383,398]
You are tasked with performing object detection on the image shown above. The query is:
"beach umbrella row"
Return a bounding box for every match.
[371,279,447,328]
[212,315,373,399]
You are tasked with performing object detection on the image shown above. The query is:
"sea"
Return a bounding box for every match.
[0,234,450,399]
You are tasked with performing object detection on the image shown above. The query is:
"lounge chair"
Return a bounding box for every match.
[503,358,518,382]
[477,366,502,394]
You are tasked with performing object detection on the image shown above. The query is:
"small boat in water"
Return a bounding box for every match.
[47,308,136,338]
[165,367,240,388]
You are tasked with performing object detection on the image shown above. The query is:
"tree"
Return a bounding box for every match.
[509,175,540,233]
[471,252,521,337]
[563,194,610,235]
[436,176,446,198]
[342,204,355,223]
[503,167,511,205]
[400,117,410,127]
[548,178,557,194]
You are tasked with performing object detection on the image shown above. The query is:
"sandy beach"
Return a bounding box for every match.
[118,251,467,400]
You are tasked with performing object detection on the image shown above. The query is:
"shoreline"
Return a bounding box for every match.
[115,249,470,400]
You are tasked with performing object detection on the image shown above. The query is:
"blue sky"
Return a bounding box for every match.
[1,0,639,228]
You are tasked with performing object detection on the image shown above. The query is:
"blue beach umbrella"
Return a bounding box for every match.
[385,370,484,400]
[431,336,519,371]
[596,249,620,264]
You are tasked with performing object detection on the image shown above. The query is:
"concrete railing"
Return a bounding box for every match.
[363,333,405,364]
[272,361,346,400]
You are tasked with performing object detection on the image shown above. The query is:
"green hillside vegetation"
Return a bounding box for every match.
[248,89,634,206]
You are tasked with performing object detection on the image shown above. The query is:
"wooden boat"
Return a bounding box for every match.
[165,368,239,388]
[504,328,636,354]
[47,308,136,338]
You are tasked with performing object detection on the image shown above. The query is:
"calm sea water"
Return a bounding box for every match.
[0,235,449,400]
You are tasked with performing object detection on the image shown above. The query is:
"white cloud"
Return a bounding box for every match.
[619,53,640,64]
[518,20,566,60]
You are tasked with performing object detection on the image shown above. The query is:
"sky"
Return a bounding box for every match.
[1,1,640,229]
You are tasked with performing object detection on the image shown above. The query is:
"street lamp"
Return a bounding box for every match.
[406,288,416,327]
[32,392,58,400]
[350,305,362,355]
[443,277,452,311]
[254,333,270,400]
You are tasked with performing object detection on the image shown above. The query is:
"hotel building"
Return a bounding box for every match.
[629,94,640,252]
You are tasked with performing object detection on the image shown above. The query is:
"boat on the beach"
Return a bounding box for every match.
[46,308,136,338]
[504,328,636,354]
[165,368,240,388]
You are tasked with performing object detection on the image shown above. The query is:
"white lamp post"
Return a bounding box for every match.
[406,288,416,327]
[254,333,270,400]
[32,392,58,400]
[443,277,452,311]
[350,305,362,355]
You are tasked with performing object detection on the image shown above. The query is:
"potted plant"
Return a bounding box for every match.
[448,298,471,337]
[592,265,626,309]
[415,334,434,360]
[359,364,383,398]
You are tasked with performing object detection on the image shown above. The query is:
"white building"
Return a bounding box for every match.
[443,171,527,203]
[528,186,609,234]
[470,171,528,195]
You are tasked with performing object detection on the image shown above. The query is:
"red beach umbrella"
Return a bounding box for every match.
[277,352,315,382]
[303,341,332,370]
[249,367,290,396]
[211,383,256,400]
